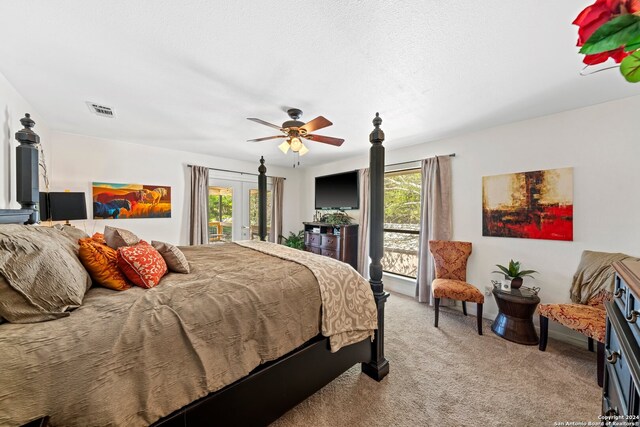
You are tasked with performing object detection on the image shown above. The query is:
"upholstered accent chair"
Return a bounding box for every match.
[537,290,610,386]
[428,240,484,335]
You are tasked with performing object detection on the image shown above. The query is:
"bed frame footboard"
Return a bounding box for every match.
[153,336,371,427]
[361,113,390,382]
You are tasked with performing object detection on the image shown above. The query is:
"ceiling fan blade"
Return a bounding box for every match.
[300,116,332,133]
[305,134,344,146]
[247,135,287,142]
[247,118,283,131]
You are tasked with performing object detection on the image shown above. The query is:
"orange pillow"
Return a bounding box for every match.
[78,238,131,291]
[117,241,167,289]
[91,232,106,244]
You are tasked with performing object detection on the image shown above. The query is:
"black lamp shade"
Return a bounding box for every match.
[39,192,87,222]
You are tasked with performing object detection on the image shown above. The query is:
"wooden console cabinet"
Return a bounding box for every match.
[303,222,358,270]
[602,260,640,418]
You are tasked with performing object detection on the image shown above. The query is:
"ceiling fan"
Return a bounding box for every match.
[247,108,344,166]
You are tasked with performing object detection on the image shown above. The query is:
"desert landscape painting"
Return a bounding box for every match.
[482,168,573,241]
[92,182,171,219]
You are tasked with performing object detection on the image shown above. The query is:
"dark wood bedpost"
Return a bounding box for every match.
[258,156,267,241]
[361,112,390,381]
[15,113,40,224]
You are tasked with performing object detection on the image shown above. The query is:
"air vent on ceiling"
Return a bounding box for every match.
[86,102,115,118]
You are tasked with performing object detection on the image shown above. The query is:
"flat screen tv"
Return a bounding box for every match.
[315,170,359,210]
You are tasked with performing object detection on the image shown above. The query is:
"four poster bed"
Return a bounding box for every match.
[0,113,389,427]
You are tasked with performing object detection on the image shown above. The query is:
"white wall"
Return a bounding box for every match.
[0,67,302,244]
[301,95,640,344]
[46,131,303,245]
[0,73,50,208]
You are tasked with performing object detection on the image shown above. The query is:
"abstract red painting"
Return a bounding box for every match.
[482,168,573,241]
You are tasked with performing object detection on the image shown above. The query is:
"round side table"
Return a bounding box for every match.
[491,286,541,345]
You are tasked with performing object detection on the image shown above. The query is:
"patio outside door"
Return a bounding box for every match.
[208,178,271,243]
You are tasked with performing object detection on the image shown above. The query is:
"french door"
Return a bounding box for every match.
[208,178,271,243]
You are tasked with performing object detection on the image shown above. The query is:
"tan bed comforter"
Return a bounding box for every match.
[0,242,376,427]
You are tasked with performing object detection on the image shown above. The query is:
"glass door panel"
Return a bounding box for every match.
[209,178,272,242]
[208,185,234,242]
[209,179,243,242]
[247,187,272,241]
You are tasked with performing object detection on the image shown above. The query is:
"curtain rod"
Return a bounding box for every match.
[385,153,456,169]
[187,164,286,180]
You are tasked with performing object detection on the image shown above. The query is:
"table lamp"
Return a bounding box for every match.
[40,192,87,226]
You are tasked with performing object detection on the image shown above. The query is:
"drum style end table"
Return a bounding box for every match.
[491,286,541,345]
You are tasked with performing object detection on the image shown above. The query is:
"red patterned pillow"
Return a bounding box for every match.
[117,241,167,289]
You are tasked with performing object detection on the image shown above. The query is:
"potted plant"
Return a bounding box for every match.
[492,260,538,289]
[280,230,305,250]
[319,211,353,225]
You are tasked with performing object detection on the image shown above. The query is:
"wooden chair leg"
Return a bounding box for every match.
[588,337,594,352]
[539,315,549,351]
[462,301,467,316]
[597,341,604,387]
[434,298,440,328]
[476,303,483,335]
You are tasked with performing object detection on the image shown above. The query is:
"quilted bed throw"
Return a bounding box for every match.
[236,240,378,351]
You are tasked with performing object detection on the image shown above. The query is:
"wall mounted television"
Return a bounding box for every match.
[315,170,359,210]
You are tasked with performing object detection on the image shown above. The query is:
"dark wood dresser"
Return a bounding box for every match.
[303,222,358,270]
[602,260,640,418]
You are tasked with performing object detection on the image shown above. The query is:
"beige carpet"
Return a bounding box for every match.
[272,292,601,427]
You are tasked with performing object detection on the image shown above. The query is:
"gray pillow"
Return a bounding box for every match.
[151,241,190,274]
[104,226,140,249]
[0,275,69,322]
[0,225,92,323]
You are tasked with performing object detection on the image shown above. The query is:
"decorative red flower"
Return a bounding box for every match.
[574,0,621,45]
[582,47,629,64]
[628,0,640,13]
[573,0,632,64]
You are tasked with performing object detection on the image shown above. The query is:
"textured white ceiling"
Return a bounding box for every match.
[1,1,638,167]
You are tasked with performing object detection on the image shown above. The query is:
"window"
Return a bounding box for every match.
[382,168,421,278]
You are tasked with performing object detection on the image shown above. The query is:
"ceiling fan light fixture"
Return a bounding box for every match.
[247,109,342,166]
[290,137,303,152]
[278,141,290,154]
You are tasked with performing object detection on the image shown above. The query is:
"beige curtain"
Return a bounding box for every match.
[415,156,452,304]
[357,168,370,277]
[189,165,210,245]
[269,177,284,243]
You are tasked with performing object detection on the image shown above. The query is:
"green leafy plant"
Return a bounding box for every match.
[319,211,353,225]
[492,260,538,279]
[621,50,640,82]
[280,230,305,249]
